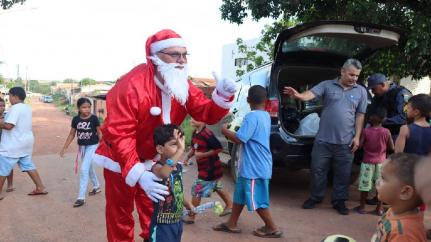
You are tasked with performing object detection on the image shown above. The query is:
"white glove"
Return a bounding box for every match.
[213,71,237,99]
[138,171,169,202]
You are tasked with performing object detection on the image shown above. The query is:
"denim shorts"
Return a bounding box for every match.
[233,177,269,211]
[0,155,36,176]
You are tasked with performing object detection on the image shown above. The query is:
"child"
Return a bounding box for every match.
[395,94,431,155]
[149,124,193,242]
[60,97,101,207]
[183,118,233,224]
[0,98,14,193]
[214,85,282,238]
[371,153,426,242]
[355,107,394,215]
[0,87,47,200]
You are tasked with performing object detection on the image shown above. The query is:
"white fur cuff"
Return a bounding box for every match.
[125,163,147,187]
[93,153,121,173]
[212,89,233,109]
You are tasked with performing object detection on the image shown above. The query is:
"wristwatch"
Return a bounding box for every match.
[166,159,175,167]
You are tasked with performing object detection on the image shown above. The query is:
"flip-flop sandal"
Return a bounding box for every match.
[353,206,367,214]
[182,216,195,224]
[219,208,232,217]
[213,223,241,233]
[253,228,283,238]
[369,209,385,216]
[28,190,48,196]
[6,188,15,192]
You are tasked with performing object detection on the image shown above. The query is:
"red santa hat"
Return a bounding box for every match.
[145,29,186,56]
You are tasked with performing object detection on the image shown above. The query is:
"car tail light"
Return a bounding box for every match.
[265,98,279,118]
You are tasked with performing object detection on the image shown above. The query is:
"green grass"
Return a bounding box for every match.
[180,116,193,147]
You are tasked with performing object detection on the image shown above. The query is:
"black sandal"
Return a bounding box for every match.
[88,187,101,196]
[73,199,85,207]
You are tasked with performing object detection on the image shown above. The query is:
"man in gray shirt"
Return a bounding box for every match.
[284,59,367,215]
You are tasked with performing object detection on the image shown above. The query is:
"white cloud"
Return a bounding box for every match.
[0,0,273,81]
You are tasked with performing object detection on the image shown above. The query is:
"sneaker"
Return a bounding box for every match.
[333,201,349,215]
[88,187,101,196]
[73,199,85,207]
[302,198,320,209]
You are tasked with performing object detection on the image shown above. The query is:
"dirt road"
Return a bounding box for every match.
[0,99,429,242]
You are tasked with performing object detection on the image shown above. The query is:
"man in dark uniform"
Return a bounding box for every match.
[367,73,412,139]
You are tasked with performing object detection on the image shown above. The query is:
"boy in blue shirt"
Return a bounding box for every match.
[214,85,282,238]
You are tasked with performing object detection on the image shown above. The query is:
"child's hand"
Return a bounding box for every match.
[188,206,196,216]
[174,129,185,151]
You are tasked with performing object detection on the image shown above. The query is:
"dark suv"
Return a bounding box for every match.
[227,21,403,180]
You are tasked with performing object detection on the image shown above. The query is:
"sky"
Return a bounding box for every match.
[0,0,273,81]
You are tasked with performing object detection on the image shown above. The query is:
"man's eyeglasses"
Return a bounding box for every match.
[159,51,189,60]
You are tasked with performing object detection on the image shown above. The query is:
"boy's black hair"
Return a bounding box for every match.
[368,106,387,126]
[247,85,267,105]
[387,153,422,186]
[9,87,26,101]
[77,97,92,108]
[408,94,431,118]
[153,124,182,146]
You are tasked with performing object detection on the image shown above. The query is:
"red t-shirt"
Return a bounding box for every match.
[362,126,391,164]
[191,127,223,181]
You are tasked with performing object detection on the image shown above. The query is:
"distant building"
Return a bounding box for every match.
[221,38,270,80]
[400,76,431,95]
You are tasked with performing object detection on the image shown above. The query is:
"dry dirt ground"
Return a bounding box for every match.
[0,98,429,242]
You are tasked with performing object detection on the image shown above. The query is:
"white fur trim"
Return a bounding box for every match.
[125,163,147,187]
[161,92,171,124]
[150,38,186,54]
[212,89,233,109]
[150,106,161,116]
[93,153,121,173]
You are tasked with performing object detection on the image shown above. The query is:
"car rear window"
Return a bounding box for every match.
[282,36,368,57]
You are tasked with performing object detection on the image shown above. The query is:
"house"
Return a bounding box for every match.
[191,77,216,97]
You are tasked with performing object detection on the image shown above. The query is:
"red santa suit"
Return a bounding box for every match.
[93,29,233,242]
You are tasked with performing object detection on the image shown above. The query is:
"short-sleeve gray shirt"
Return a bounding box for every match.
[310,78,368,145]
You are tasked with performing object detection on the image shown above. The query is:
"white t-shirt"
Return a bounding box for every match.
[0,103,34,158]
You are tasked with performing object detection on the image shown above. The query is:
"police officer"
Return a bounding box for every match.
[367,73,412,138]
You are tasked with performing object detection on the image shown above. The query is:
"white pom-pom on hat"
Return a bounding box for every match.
[150,106,161,116]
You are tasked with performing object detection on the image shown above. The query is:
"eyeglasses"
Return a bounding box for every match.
[158,51,189,60]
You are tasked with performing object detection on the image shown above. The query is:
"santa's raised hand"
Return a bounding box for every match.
[212,71,237,99]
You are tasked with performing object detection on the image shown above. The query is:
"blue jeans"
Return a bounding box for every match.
[78,144,100,200]
[310,141,354,203]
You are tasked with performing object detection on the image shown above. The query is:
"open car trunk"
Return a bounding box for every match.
[270,21,403,141]
[277,65,339,141]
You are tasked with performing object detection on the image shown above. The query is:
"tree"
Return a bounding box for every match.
[28,79,39,92]
[221,0,431,79]
[0,74,4,85]
[1,0,26,10]
[79,78,96,86]
[63,78,76,83]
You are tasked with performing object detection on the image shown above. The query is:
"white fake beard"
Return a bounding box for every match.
[151,55,189,105]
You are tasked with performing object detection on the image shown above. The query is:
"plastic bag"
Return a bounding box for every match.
[295,113,320,136]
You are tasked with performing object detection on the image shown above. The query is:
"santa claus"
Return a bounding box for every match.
[93,29,236,241]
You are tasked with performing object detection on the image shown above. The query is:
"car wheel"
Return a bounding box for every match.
[230,143,241,182]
